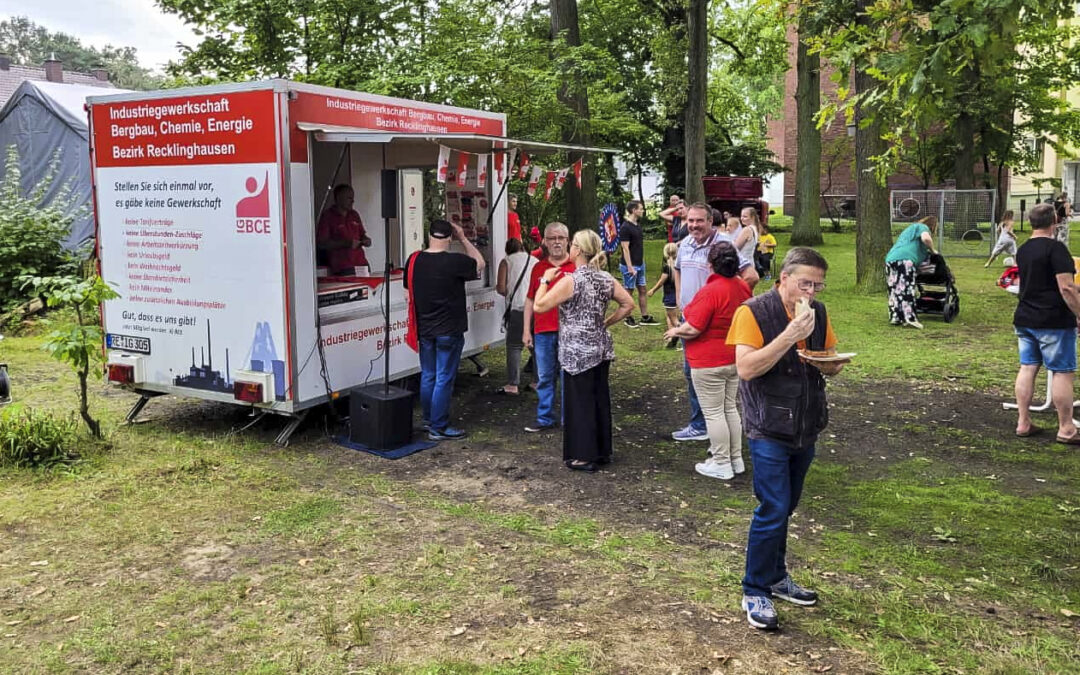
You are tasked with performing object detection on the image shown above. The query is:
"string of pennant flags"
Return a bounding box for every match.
[435,145,584,200]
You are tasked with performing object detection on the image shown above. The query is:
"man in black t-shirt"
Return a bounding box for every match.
[619,200,658,327]
[1012,203,1080,444]
[403,219,486,440]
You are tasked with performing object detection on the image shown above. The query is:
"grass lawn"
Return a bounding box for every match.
[1,225,1079,674]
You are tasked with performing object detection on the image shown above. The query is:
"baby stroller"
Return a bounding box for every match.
[915,252,960,323]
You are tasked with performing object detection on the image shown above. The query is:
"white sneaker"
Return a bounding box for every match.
[731,456,745,474]
[904,319,924,329]
[695,459,734,480]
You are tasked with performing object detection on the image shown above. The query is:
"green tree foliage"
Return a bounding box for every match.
[816,0,1080,196]
[0,16,163,90]
[158,0,787,218]
[19,275,120,438]
[809,0,1080,287]
[652,0,789,196]
[0,146,82,311]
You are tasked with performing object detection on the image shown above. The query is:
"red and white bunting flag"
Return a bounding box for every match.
[518,152,531,180]
[556,168,568,189]
[544,171,556,200]
[476,154,488,189]
[436,145,451,183]
[573,158,583,188]
[494,152,505,184]
[502,148,517,184]
[526,165,543,196]
[456,153,469,188]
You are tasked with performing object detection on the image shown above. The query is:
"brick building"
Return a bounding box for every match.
[765,26,1006,217]
[0,55,114,108]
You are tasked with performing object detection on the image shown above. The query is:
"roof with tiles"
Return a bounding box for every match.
[0,61,115,109]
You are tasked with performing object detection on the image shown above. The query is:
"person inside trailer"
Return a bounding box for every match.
[317,184,372,275]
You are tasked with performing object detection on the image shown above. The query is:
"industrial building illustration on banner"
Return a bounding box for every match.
[174,320,286,401]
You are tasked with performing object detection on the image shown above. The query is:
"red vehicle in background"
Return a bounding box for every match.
[702,176,770,227]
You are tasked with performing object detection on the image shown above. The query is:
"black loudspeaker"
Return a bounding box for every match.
[381,169,398,219]
[349,383,413,449]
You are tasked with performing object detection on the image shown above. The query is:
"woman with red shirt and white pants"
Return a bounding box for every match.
[664,241,752,479]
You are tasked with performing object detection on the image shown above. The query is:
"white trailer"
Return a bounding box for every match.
[88,80,606,442]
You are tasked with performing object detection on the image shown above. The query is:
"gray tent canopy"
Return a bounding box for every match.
[0,80,131,250]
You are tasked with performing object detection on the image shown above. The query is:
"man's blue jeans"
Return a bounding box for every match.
[533,331,561,427]
[742,438,816,596]
[418,334,465,433]
[683,351,707,432]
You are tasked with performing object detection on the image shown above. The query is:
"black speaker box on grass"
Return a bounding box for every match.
[349,384,414,449]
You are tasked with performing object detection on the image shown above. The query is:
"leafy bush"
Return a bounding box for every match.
[0,145,83,309]
[21,274,119,438]
[0,405,79,468]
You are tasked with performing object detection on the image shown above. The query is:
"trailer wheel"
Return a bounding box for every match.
[0,366,10,402]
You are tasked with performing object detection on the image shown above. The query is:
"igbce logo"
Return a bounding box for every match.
[236,173,271,234]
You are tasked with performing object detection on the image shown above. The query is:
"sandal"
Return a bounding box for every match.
[494,387,519,395]
[1016,426,1042,438]
[1055,433,1080,445]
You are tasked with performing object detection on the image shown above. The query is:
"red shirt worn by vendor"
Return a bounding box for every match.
[317,185,370,274]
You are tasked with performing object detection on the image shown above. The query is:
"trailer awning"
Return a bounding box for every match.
[295,123,619,155]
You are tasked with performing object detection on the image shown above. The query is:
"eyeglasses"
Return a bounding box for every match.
[795,279,827,292]
[545,236,568,242]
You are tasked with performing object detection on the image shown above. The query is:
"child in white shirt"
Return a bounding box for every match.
[985,211,1017,267]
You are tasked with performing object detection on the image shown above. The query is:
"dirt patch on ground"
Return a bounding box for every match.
[179,542,238,581]
[126,370,1058,566]
[112,369,1068,672]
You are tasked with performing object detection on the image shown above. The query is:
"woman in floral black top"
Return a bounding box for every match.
[532,230,635,471]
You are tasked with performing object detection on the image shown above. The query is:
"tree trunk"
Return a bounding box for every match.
[791,28,823,246]
[78,368,101,439]
[551,0,595,231]
[995,160,1007,222]
[853,32,890,293]
[951,103,979,239]
[685,0,708,203]
[662,123,685,197]
[953,110,976,191]
[636,156,645,206]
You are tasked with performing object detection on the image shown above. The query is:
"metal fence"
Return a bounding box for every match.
[890,189,997,258]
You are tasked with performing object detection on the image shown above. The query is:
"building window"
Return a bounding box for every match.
[1023,136,1045,165]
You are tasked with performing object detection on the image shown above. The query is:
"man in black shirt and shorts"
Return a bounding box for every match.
[1013,203,1080,444]
[619,200,658,327]
[404,219,486,440]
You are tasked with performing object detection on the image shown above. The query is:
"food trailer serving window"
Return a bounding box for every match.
[302,125,617,320]
[303,127,517,285]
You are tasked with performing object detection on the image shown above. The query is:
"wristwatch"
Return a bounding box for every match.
[539,278,550,285]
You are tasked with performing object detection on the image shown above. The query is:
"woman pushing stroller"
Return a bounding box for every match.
[885,216,938,329]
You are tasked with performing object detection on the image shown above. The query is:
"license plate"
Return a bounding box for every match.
[106,333,151,354]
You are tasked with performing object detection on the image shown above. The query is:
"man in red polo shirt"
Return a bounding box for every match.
[508,193,522,242]
[522,222,575,432]
[317,184,372,275]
